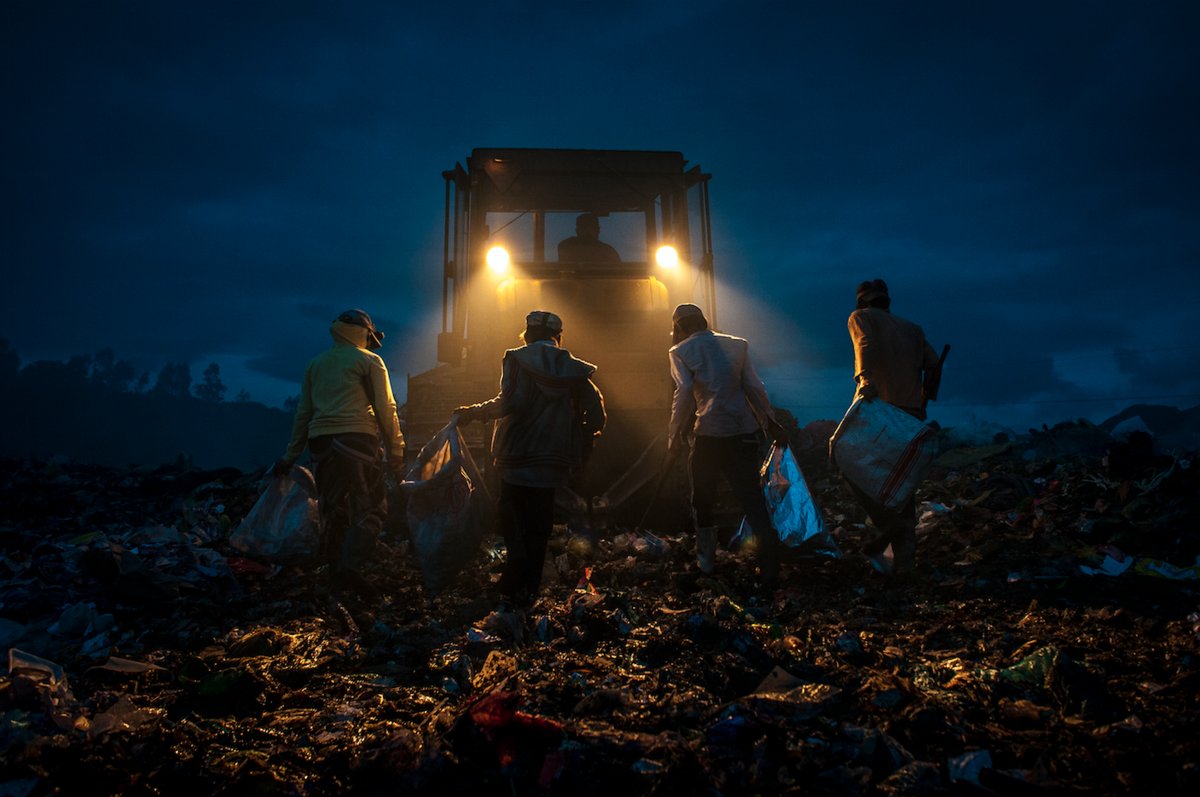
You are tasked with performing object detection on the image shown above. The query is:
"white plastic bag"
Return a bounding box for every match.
[762,443,828,548]
[829,398,938,509]
[401,421,491,593]
[229,465,319,560]
[731,443,838,556]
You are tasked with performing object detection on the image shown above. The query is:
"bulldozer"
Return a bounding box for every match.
[405,148,717,527]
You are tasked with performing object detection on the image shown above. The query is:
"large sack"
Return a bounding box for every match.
[229,465,319,560]
[401,422,491,593]
[829,398,938,509]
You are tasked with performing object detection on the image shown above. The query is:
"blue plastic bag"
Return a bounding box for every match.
[401,421,491,593]
[762,443,827,547]
[732,443,837,556]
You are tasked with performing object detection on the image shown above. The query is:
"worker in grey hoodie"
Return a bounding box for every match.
[454,310,605,611]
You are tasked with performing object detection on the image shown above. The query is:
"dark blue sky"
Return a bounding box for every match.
[5,1,1198,434]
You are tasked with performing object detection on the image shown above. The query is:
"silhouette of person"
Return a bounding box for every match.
[557,213,621,263]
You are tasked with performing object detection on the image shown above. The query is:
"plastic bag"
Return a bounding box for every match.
[228,465,319,560]
[401,421,491,593]
[829,398,938,509]
[762,443,829,548]
[731,443,838,556]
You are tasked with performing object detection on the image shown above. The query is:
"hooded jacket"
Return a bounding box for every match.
[459,340,605,488]
[282,321,405,464]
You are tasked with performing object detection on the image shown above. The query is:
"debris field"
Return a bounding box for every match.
[1,419,1198,796]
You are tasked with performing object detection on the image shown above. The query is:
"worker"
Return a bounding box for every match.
[454,310,606,613]
[667,303,788,589]
[274,309,405,589]
[557,213,621,264]
[847,279,941,576]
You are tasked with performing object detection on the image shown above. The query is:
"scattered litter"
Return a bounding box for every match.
[1,405,1198,794]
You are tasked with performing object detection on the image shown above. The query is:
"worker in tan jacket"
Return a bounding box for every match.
[275,309,405,583]
[847,280,940,576]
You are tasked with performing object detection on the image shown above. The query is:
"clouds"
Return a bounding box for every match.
[3,1,1197,421]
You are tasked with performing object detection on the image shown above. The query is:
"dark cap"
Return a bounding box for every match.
[525,310,563,333]
[672,303,706,324]
[335,308,384,349]
[855,279,889,304]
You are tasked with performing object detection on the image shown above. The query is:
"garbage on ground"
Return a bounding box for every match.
[1,402,1199,794]
[1079,544,1200,581]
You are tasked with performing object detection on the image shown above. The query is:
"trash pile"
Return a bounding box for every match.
[2,416,1199,796]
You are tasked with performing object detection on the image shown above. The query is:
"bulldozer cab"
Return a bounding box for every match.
[407,148,716,523]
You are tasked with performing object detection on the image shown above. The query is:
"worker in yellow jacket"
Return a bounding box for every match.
[275,309,405,582]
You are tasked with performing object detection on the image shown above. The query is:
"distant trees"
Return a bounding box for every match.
[153,362,193,398]
[0,340,267,409]
[0,339,293,470]
[195,362,227,402]
[18,356,91,395]
[90,347,137,392]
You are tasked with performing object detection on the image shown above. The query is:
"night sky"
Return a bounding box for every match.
[6,1,1198,436]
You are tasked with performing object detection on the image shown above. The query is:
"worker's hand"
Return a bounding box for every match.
[452,407,472,426]
[271,458,292,478]
[856,382,878,401]
[388,455,406,482]
[767,419,790,446]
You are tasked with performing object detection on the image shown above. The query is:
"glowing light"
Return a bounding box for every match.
[655,245,680,269]
[486,245,511,275]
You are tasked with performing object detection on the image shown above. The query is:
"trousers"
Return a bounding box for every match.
[689,433,778,556]
[309,433,386,573]
[849,480,917,573]
[495,479,556,606]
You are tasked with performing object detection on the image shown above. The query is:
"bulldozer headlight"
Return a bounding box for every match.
[655,245,680,269]
[486,245,511,275]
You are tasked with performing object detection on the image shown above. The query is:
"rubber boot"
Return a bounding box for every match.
[695,526,718,574]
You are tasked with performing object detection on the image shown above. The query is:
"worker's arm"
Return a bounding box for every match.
[579,377,606,437]
[667,349,697,446]
[367,357,405,467]
[455,353,520,424]
[277,366,315,471]
[741,348,789,444]
[922,339,940,373]
[847,312,878,400]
